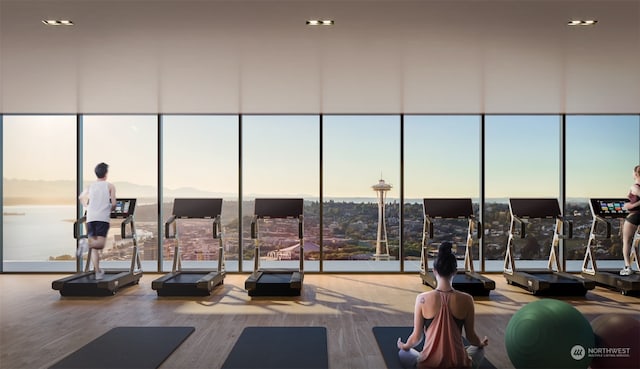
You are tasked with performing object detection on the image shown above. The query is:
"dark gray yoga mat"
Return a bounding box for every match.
[222,327,328,369]
[373,326,497,369]
[50,326,195,369]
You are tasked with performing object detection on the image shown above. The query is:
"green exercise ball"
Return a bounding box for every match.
[506,299,595,369]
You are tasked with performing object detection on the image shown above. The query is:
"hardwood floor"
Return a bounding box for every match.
[1,273,638,369]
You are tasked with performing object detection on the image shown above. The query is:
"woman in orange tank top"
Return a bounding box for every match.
[397,242,489,369]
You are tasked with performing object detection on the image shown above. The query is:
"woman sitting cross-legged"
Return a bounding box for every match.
[397,242,489,369]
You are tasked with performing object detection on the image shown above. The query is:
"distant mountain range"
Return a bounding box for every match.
[2,178,233,201]
[2,178,592,205]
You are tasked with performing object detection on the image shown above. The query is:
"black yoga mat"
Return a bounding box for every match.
[222,327,328,369]
[50,326,195,369]
[373,326,497,369]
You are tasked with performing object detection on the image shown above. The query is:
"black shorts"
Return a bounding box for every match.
[87,221,110,238]
[626,212,640,226]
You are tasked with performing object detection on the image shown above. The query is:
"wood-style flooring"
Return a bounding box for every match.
[1,273,638,369]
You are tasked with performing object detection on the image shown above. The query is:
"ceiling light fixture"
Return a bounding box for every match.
[42,19,74,26]
[567,19,597,26]
[306,19,334,26]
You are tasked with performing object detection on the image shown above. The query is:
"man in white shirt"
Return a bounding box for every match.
[77,162,116,280]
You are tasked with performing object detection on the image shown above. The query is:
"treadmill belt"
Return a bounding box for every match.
[583,270,640,295]
[166,273,207,284]
[66,273,120,284]
[506,271,593,296]
[453,274,485,285]
[423,272,493,296]
[598,270,640,281]
[66,275,100,284]
[259,273,292,284]
[530,273,580,283]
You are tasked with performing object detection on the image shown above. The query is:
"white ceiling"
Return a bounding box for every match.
[0,0,639,113]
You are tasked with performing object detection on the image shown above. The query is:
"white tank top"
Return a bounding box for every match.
[86,181,112,222]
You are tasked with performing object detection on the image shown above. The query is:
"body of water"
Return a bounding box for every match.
[3,205,76,260]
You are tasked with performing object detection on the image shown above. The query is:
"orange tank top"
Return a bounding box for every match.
[417,291,472,369]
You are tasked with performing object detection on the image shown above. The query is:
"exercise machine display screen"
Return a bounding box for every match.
[111,198,136,218]
[509,198,561,219]
[172,198,223,219]
[590,199,628,217]
[254,198,303,219]
[423,198,473,219]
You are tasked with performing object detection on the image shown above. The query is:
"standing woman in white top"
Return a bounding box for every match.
[77,163,116,280]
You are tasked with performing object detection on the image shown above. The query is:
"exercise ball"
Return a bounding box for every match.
[505,299,594,369]
[590,314,640,369]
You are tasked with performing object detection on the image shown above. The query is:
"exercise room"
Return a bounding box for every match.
[1,1,639,368]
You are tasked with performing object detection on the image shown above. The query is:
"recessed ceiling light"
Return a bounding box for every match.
[306,19,334,26]
[42,19,74,26]
[567,19,597,26]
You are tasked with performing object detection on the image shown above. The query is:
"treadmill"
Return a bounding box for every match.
[419,198,495,296]
[152,198,226,296]
[52,198,143,296]
[245,198,304,297]
[503,198,595,296]
[581,198,640,295]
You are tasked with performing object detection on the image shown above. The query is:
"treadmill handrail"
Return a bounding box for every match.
[165,215,178,239]
[592,215,613,239]
[213,218,220,239]
[74,216,87,239]
[121,215,135,239]
[426,217,434,240]
[555,215,573,239]
[472,216,483,239]
[510,214,527,239]
[464,216,483,272]
[251,215,258,240]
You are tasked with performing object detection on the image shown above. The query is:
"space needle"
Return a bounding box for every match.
[372,178,392,261]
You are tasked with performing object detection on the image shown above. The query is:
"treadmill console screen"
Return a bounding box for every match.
[509,198,561,219]
[589,199,628,218]
[254,198,303,219]
[423,198,473,219]
[111,198,136,218]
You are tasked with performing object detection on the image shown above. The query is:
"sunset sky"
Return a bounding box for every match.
[3,114,639,200]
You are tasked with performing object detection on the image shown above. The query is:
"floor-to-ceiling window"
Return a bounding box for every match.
[162,115,239,271]
[484,115,561,271]
[82,115,159,271]
[2,115,77,271]
[403,115,481,272]
[242,115,320,272]
[3,113,640,273]
[565,115,640,271]
[323,115,401,271]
